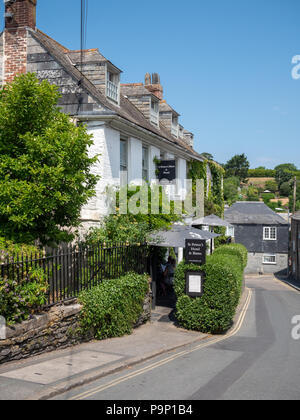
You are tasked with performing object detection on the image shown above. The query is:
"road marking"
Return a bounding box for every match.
[69,289,252,400]
[273,277,300,293]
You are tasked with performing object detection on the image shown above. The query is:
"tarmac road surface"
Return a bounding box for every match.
[53,276,300,400]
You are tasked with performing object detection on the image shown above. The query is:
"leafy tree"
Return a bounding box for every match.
[201,152,214,161]
[274,164,298,190]
[279,181,292,197]
[275,168,293,189]
[264,180,278,193]
[0,73,98,245]
[223,177,240,205]
[274,163,297,172]
[245,186,259,201]
[225,176,240,188]
[224,154,250,182]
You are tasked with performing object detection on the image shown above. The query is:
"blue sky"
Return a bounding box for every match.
[1,0,300,168]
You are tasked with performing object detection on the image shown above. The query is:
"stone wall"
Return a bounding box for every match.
[0,292,152,365]
[245,252,288,275]
[0,304,85,364]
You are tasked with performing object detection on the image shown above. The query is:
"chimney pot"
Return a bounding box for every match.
[5,0,37,30]
[3,0,37,84]
[144,72,163,100]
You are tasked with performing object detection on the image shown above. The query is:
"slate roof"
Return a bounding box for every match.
[159,100,180,116]
[224,202,289,225]
[30,29,201,160]
[67,49,122,73]
[148,225,220,248]
[192,214,233,227]
[121,83,156,98]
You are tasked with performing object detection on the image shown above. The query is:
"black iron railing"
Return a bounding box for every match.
[0,243,148,306]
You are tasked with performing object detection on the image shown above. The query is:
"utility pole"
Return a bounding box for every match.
[293,176,297,215]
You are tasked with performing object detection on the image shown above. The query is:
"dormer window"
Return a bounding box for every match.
[171,115,179,138]
[150,99,159,126]
[106,68,120,104]
[179,125,184,139]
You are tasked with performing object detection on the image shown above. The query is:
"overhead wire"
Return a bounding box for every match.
[80,0,89,72]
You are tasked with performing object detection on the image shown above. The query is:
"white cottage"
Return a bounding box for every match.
[0,0,207,233]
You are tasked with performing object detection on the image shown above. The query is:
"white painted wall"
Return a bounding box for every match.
[177,158,187,200]
[128,137,142,185]
[80,122,193,237]
[81,122,120,221]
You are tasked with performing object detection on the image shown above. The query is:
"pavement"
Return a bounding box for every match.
[0,288,250,401]
[275,274,300,292]
[245,272,300,292]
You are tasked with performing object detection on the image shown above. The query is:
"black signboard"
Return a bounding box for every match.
[185,239,206,265]
[158,160,176,182]
[185,271,205,297]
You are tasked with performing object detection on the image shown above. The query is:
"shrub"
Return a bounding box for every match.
[0,237,40,262]
[78,272,149,340]
[261,193,275,202]
[0,266,49,325]
[0,73,98,245]
[213,243,248,270]
[174,251,244,334]
[0,238,49,325]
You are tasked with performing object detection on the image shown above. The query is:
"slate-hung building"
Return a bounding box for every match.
[225,202,289,275]
[290,211,300,282]
[0,0,208,232]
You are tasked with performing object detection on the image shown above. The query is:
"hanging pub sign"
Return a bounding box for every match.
[158,160,176,183]
[185,271,205,298]
[185,239,206,265]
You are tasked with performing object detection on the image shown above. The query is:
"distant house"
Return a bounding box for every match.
[290,211,300,282]
[224,202,289,274]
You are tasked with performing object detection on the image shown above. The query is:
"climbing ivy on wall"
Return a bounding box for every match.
[188,159,225,217]
[209,161,225,217]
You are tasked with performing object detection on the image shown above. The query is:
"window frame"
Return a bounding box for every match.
[263,226,277,241]
[120,138,128,185]
[226,226,235,238]
[106,66,120,104]
[142,146,149,182]
[150,99,159,126]
[262,254,277,265]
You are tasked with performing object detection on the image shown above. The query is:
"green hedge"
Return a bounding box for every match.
[78,272,149,340]
[174,245,246,334]
[248,169,276,177]
[213,243,248,270]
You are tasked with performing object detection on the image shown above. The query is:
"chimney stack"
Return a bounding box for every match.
[144,72,163,100]
[3,0,37,84]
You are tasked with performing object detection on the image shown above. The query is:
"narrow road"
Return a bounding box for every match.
[54,276,300,400]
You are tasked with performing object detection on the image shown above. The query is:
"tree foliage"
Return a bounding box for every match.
[223,176,240,205]
[201,152,214,161]
[274,163,297,172]
[224,154,249,182]
[85,185,181,244]
[264,180,278,193]
[0,73,98,245]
